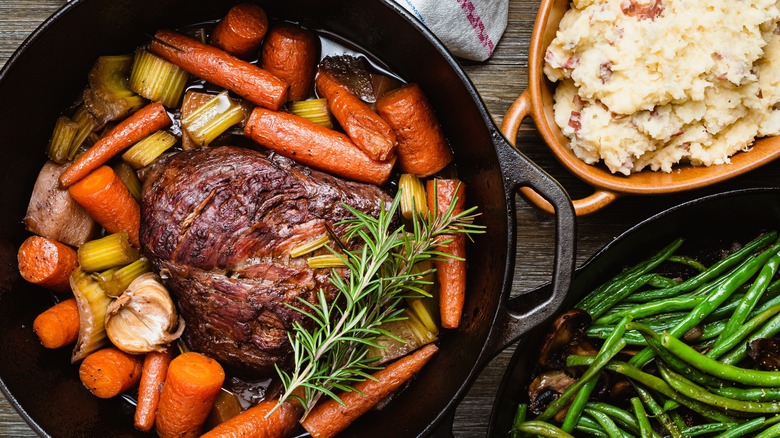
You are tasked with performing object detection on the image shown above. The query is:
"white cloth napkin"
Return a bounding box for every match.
[393,0,508,61]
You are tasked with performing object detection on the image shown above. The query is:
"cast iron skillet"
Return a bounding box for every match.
[487,187,780,436]
[0,0,576,436]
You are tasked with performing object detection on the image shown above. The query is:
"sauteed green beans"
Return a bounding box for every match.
[512,232,780,437]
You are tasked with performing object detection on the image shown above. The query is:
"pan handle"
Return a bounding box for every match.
[483,121,576,357]
[501,89,619,216]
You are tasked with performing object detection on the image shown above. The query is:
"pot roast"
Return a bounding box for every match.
[140,146,390,373]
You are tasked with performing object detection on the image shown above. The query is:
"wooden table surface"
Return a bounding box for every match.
[2,1,779,437]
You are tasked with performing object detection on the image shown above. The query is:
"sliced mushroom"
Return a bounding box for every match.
[105,272,184,354]
[538,309,595,369]
[528,370,576,415]
[748,338,780,371]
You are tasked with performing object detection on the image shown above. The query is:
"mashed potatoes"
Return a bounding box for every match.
[544,0,780,175]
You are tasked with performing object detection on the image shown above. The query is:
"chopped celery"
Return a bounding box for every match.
[129,49,189,108]
[407,297,439,335]
[46,116,78,163]
[288,99,333,128]
[290,234,329,258]
[70,267,112,362]
[399,174,429,220]
[181,90,245,146]
[95,257,152,297]
[122,130,176,169]
[68,106,99,160]
[83,55,146,125]
[307,254,346,269]
[77,232,139,272]
[113,162,142,201]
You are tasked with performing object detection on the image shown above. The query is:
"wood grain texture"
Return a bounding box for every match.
[3,0,780,437]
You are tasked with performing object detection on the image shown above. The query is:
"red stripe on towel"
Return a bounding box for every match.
[456,0,495,56]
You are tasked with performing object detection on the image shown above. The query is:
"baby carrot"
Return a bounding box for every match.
[17,235,78,293]
[79,347,143,398]
[59,102,171,188]
[302,343,439,438]
[244,107,395,185]
[211,3,268,59]
[134,349,174,432]
[155,351,225,438]
[68,166,141,247]
[201,399,301,438]
[33,297,80,349]
[427,179,467,329]
[150,29,288,110]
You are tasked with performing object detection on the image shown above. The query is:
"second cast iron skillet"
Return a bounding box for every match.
[0,0,576,436]
[488,187,780,436]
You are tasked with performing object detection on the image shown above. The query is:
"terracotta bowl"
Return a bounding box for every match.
[502,0,780,216]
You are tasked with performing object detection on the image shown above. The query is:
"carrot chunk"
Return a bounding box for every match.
[18,235,78,293]
[427,179,467,329]
[68,166,141,247]
[211,3,268,59]
[155,352,226,438]
[33,298,80,349]
[134,349,174,432]
[59,102,171,188]
[201,399,301,438]
[79,347,143,398]
[302,344,439,438]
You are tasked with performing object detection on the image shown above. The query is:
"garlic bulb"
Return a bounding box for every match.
[105,272,184,354]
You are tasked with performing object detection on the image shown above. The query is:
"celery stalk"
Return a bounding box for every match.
[129,49,189,109]
[83,55,146,125]
[289,99,333,128]
[399,174,429,220]
[113,162,142,201]
[96,257,152,297]
[77,232,139,272]
[182,90,245,146]
[47,116,79,163]
[68,106,99,160]
[290,234,329,258]
[122,130,176,169]
[307,254,347,269]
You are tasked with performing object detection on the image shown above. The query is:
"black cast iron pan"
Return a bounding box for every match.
[0,1,576,436]
[488,187,780,436]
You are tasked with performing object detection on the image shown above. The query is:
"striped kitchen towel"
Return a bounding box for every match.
[393,0,508,61]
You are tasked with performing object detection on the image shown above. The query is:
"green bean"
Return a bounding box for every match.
[633,384,682,438]
[588,274,656,320]
[510,403,527,438]
[667,254,707,272]
[668,410,687,434]
[714,248,780,350]
[605,361,739,423]
[628,321,726,388]
[626,232,777,303]
[514,420,575,438]
[662,332,780,386]
[577,238,684,314]
[595,294,704,325]
[755,421,780,438]
[585,402,640,435]
[629,397,654,438]
[711,386,780,402]
[647,275,680,288]
[574,424,609,437]
[720,310,780,365]
[706,303,780,360]
[659,365,780,413]
[682,422,737,436]
[712,417,766,438]
[584,409,623,438]
[630,243,780,368]
[561,377,598,432]
[539,317,630,422]
[704,292,745,321]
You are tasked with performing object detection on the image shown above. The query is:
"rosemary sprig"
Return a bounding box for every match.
[273,189,483,418]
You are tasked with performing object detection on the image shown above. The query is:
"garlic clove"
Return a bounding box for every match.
[105,272,184,354]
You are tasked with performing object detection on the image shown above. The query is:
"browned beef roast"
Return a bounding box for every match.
[140,146,390,373]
